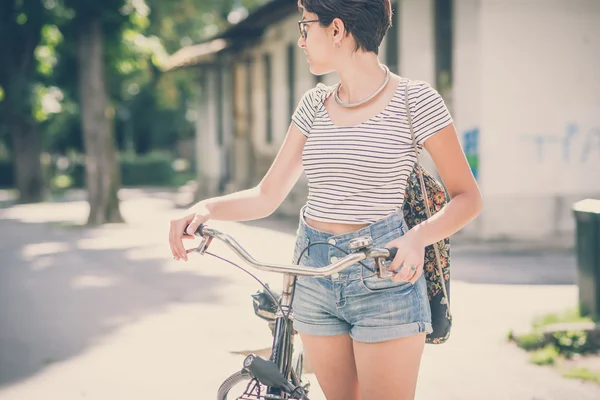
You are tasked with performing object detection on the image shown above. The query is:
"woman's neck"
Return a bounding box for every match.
[335,54,388,103]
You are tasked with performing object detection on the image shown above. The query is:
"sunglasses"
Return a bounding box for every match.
[298,19,319,39]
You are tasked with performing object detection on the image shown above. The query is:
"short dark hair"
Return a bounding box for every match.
[299,0,392,55]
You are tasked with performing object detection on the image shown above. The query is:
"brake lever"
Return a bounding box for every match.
[187,235,211,254]
[375,247,398,279]
[375,257,395,279]
[182,223,211,255]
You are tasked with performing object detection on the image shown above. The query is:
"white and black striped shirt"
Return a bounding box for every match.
[292,78,453,224]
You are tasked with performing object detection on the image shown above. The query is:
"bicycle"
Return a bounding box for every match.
[186,223,399,400]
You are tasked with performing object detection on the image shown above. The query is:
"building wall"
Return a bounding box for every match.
[400,0,436,84]
[195,67,221,197]
[453,0,483,236]
[477,0,600,239]
[194,0,600,240]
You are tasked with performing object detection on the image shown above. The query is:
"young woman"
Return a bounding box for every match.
[169,1,482,398]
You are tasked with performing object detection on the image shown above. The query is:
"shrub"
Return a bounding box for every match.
[530,345,559,365]
[0,160,14,188]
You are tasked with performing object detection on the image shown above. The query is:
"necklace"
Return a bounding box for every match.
[334,65,391,108]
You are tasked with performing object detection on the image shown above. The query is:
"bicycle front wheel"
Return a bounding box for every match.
[217,370,261,400]
[216,368,308,400]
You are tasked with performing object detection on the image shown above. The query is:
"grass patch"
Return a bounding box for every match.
[508,308,600,386]
[532,308,593,330]
[514,331,545,351]
[562,367,600,384]
[530,345,559,365]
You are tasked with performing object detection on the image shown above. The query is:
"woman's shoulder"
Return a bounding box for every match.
[299,82,337,110]
[404,79,442,100]
[306,82,337,100]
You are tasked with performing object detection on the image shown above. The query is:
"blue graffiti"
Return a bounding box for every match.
[463,128,479,180]
[463,128,479,155]
[522,123,600,163]
[582,128,600,163]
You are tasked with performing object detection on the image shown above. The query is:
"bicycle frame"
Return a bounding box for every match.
[266,273,300,397]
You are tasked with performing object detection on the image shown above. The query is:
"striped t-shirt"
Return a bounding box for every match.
[292,78,453,224]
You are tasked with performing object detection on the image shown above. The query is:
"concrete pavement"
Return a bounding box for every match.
[0,189,598,399]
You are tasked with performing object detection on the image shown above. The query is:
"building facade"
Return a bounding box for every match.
[166,0,600,241]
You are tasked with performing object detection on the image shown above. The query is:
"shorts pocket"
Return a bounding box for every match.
[360,226,413,293]
[360,273,415,293]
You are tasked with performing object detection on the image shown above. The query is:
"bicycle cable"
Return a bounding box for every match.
[296,242,377,273]
[205,251,291,324]
[204,242,379,325]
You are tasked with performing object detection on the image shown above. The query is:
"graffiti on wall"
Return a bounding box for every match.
[521,123,600,164]
[463,127,479,180]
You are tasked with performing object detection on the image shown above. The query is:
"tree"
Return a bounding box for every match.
[0,0,49,203]
[61,0,127,224]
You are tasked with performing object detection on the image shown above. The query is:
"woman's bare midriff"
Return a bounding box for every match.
[305,216,369,235]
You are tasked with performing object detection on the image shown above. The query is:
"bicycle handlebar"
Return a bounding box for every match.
[186,223,398,278]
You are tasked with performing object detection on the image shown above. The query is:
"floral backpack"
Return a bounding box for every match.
[402,80,452,344]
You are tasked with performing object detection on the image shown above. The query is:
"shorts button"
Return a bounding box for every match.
[330,256,339,263]
[331,272,339,279]
[328,238,336,245]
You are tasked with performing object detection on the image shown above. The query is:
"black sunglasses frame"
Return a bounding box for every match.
[298,19,319,39]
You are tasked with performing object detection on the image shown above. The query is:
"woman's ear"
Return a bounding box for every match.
[331,18,346,40]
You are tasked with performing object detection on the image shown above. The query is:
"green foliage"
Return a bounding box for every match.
[530,345,559,366]
[36,24,63,77]
[0,160,14,188]
[532,308,593,330]
[510,308,598,373]
[1,0,271,167]
[515,332,545,352]
[563,368,600,384]
[120,152,176,186]
[552,330,589,357]
[64,152,191,188]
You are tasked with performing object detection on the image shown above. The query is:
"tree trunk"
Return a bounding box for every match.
[78,17,124,225]
[10,118,44,203]
[0,0,45,204]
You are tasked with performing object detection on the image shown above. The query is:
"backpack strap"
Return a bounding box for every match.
[403,79,451,311]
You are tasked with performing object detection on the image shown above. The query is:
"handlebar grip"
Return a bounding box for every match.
[184,223,205,236]
[386,247,398,261]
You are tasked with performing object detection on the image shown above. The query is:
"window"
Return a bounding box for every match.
[287,43,296,120]
[264,53,273,144]
[216,64,224,147]
[434,0,453,107]
[246,56,253,134]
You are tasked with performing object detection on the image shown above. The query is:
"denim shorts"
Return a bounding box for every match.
[291,206,433,343]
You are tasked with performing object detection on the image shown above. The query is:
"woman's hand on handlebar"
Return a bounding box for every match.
[385,230,426,283]
[169,212,209,261]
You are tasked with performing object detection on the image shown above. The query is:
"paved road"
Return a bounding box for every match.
[0,190,598,399]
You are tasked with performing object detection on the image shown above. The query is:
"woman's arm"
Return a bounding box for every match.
[190,124,306,221]
[169,123,307,260]
[407,123,483,247]
[189,123,307,222]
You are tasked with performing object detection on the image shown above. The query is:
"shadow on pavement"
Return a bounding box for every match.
[0,210,228,388]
